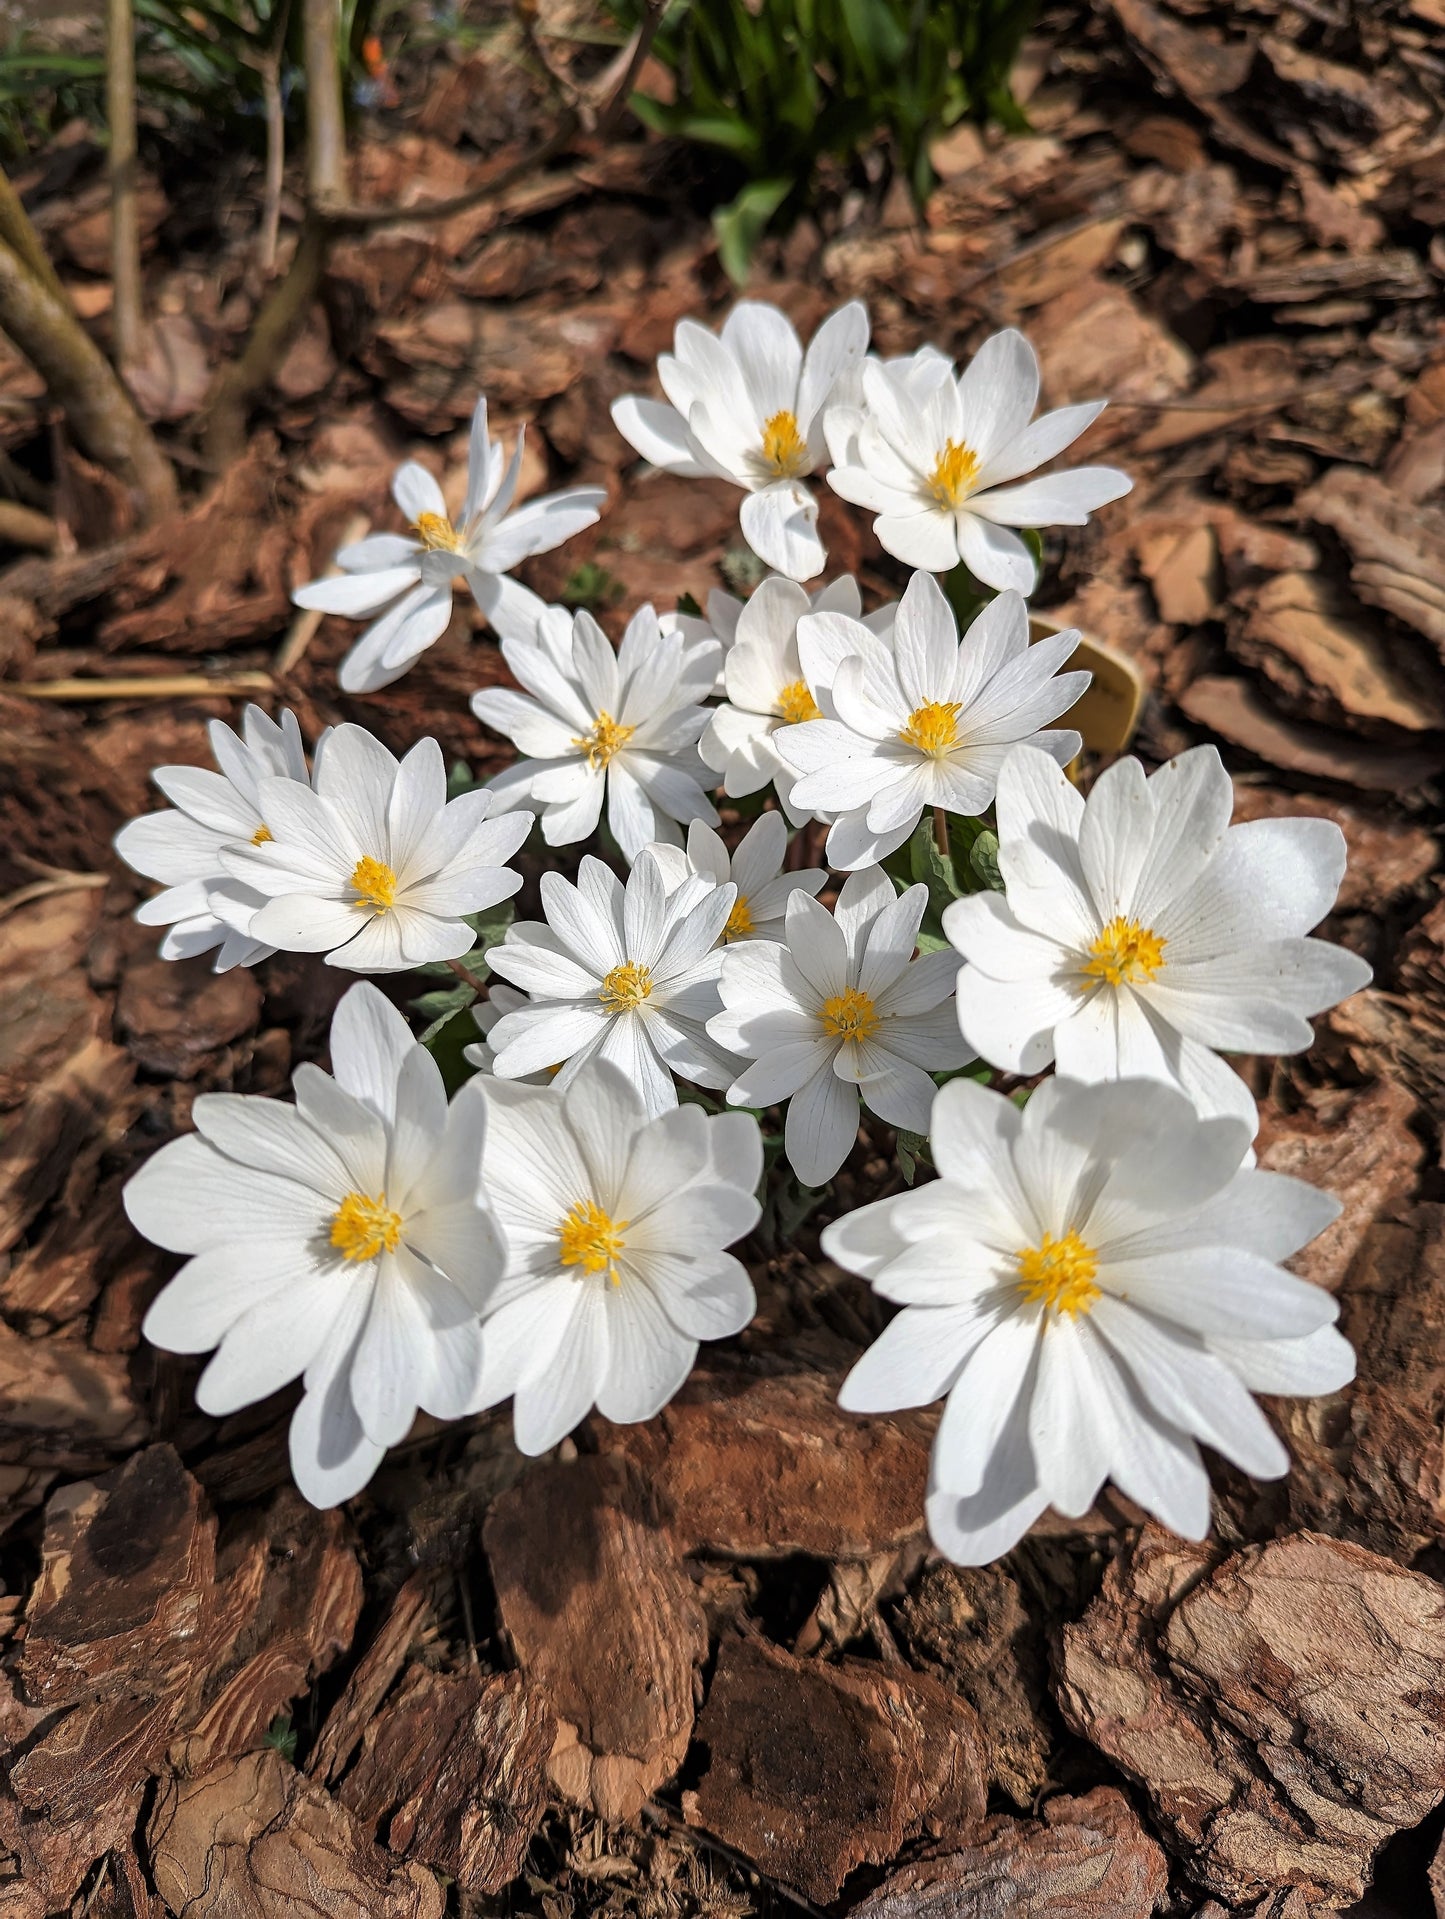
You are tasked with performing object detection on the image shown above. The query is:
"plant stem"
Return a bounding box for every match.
[303,0,347,207]
[257,48,286,275]
[446,956,489,997]
[0,166,66,304]
[106,0,142,372]
[593,0,666,137]
[933,806,950,857]
[0,237,174,520]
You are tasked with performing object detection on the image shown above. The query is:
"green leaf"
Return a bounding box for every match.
[418,1002,483,1096]
[675,590,704,619]
[445,759,476,801]
[896,1127,931,1186]
[713,176,792,284]
[969,828,1004,891]
[411,982,476,1032]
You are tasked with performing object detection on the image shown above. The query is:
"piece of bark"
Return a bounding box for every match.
[685,1632,988,1904]
[1057,1527,1445,1905]
[1236,571,1445,732]
[338,1666,553,1896]
[894,1562,1056,1807]
[115,954,262,1078]
[1136,521,1218,625]
[1255,1079,1423,1293]
[0,1038,137,1257]
[595,1361,930,1559]
[147,1748,444,1919]
[307,1573,436,1788]
[484,1453,706,1821]
[1300,468,1445,660]
[847,1787,1168,1919]
[1178,676,1445,791]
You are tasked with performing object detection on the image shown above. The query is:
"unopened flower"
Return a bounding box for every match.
[826,1074,1353,1565]
[470,1062,761,1453]
[709,868,972,1186]
[826,328,1131,593]
[611,300,869,581]
[776,572,1087,869]
[292,396,606,693]
[943,745,1373,1130]
[220,724,530,972]
[115,704,316,973]
[484,847,740,1117]
[700,574,892,823]
[651,814,826,944]
[126,983,503,1507]
[473,603,721,861]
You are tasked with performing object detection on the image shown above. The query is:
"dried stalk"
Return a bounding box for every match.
[0,237,174,519]
[0,165,66,304]
[257,50,286,275]
[106,0,143,370]
[303,0,347,207]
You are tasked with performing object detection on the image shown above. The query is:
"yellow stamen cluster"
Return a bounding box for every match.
[330,1190,403,1263]
[599,961,653,1012]
[251,824,274,845]
[1083,916,1166,988]
[414,511,463,553]
[821,984,881,1044]
[775,678,822,725]
[928,439,981,508]
[725,896,755,941]
[899,700,962,757]
[1015,1230,1101,1318]
[351,855,398,912]
[558,1197,628,1285]
[761,409,809,478]
[573,710,636,772]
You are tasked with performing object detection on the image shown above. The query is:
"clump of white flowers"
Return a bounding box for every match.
[119,296,1370,1573]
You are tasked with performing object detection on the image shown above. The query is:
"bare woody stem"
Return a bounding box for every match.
[0,236,174,518]
[303,0,347,206]
[0,165,65,303]
[933,806,950,857]
[446,956,489,997]
[106,0,143,370]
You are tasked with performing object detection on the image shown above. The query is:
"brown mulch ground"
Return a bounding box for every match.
[2,2,1445,1914]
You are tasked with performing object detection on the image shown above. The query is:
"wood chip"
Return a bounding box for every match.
[484,1453,706,1820]
[1057,1527,1445,1905]
[1236,570,1445,731]
[686,1632,988,1904]
[1178,675,1445,791]
[847,1787,1169,1919]
[1301,467,1445,659]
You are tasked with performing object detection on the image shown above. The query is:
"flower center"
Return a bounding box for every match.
[250,824,273,845]
[599,961,653,1012]
[330,1190,403,1263]
[761,409,809,478]
[725,895,754,941]
[776,678,822,725]
[1015,1230,1100,1318]
[572,709,635,772]
[414,510,463,553]
[1083,915,1166,988]
[928,439,981,508]
[899,700,962,756]
[821,984,880,1044]
[558,1197,628,1285]
[351,855,398,912]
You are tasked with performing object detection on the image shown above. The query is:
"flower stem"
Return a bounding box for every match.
[446,957,489,997]
[933,806,950,857]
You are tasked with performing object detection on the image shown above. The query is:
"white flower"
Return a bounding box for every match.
[699,573,892,824]
[114,705,314,972]
[825,328,1131,593]
[943,745,1373,1132]
[709,868,972,1186]
[291,396,606,694]
[219,724,530,972]
[469,1062,761,1454]
[463,984,539,1079]
[484,847,741,1117]
[825,1074,1354,1566]
[611,300,869,582]
[472,602,721,862]
[660,587,742,695]
[651,814,826,944]
[776,572,1087,870]
[125,983,503,1508]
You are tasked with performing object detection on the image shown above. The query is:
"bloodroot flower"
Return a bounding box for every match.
[709,868,972,1186]
[114,704,313,972]
[125,984,503,1507]
[651,814,826,945]
[292,396,605,693]
[220,724,530,972]
[825,328,1131,593]
[943,745,1373,1130]
[611,300,869,581]
[825,1074,1353,1565]
[470,1063,762,1453]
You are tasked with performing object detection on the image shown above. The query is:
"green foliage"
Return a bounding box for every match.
[561,560,625,613]
[263,1713,298,1761]
[616,0,1038,276]
[409,901,515,1091]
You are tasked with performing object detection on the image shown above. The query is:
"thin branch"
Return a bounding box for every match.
[0,166,67,305]
[592,0,666,138]
[0,501,57,549]
[316,109,579,230]
[303,0,346,205]
[106,0,143,371]
[15,670,272,700]
[273,506,368,673]
[257,44,286,275]
[0,236,174,519]
[0,870,108,920]
[933,805,949,857]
